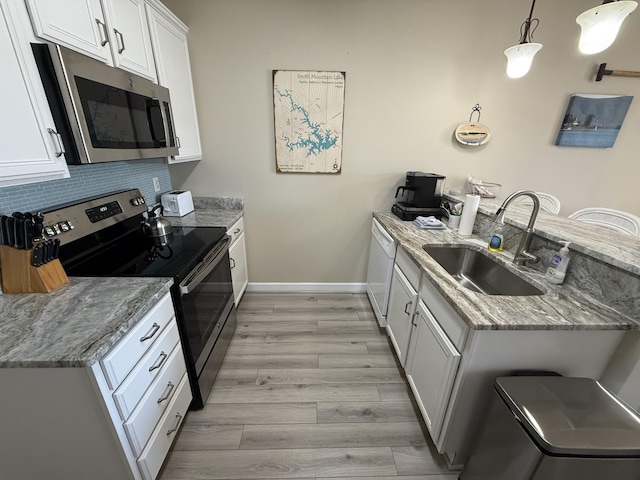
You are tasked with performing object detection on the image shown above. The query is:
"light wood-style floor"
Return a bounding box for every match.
[159,293,459,480]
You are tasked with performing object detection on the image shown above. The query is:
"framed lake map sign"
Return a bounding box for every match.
[273,70,345,173]
[555,94,633,148]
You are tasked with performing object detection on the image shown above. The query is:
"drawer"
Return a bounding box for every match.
[124,344,188,456]
[113,320,181,421]
[137,373,192,480]
[101,293,175,390]
[419,275,468,351]
[395,247,420,290]
[227,217,244,245]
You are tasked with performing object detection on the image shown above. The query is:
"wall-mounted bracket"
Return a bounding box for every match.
[596,63,640,81]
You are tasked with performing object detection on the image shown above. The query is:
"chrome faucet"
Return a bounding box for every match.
[494,190,541,266]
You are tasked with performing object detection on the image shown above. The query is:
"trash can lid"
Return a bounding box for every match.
[495,376,640,457]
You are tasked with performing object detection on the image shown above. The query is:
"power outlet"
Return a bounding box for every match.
[152,177,160,192]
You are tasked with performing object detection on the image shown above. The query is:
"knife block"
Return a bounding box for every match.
[0,245,68,293]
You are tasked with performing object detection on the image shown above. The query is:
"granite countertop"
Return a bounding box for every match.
[0,277,173,368]
[167,196,243,229]
[445,193,640,276]
[0,195,245,369]
[374,212,639,331]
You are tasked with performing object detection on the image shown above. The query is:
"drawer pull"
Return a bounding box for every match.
[230,257,236,269]
[404,301,412,315]
[157,382,175,404]
[149,351,168,372]
[166,413,183,436]
[140,322,161,342]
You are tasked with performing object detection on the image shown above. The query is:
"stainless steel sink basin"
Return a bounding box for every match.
[422,245,545,296]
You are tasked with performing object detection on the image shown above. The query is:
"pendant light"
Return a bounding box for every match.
[504,0,543,78]
[577,1,637,54]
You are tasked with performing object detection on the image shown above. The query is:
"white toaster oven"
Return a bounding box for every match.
[161,190,195,217]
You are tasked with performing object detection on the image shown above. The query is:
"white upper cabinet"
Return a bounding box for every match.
[0,0,69,187]
[146,1,202,162]
[25,0,157,81]
[102,0,156,81]
[24,0,111,63]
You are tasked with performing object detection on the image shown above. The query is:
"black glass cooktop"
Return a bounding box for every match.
[62,225,226,281]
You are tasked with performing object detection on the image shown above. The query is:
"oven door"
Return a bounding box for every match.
[178,235,234,374]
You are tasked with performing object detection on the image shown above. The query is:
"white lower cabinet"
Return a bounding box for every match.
[386,265,417,366]
[228,217,248,305]
[0,291,191,480]
[94,291,191,480]
[405,300,461,441]
[137,372,192,479]
[385,248,420,366]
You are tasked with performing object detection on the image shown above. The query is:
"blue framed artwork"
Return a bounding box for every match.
[555,94,633,148]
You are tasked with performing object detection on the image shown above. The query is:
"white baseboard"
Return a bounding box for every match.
[246,282,367,294]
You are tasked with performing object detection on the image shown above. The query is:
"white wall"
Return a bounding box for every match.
[164,0,640,283]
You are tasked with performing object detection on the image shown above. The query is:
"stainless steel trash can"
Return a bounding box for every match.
[460,376,640,480]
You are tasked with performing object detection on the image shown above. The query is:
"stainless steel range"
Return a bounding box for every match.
[42,189,236,409]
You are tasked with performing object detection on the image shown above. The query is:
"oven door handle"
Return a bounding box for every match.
[179,235,231,295]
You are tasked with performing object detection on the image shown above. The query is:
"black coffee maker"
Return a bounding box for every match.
[392,171,446,221]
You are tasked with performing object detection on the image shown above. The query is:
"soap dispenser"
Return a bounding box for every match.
[546,242,571,285]
[488,211,506,252]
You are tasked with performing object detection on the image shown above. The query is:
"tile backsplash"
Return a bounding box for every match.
[0,159,172,214]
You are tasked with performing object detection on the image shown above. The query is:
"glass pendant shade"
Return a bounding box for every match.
[504,43,543,78]
[577,1,638,54]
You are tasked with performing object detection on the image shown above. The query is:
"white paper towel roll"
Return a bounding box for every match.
[458,194,480,236]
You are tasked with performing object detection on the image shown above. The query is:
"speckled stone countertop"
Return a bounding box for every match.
[445,193,640,276]
[167,196,243,229]
[0,277,173,368]
[374,212,638,331]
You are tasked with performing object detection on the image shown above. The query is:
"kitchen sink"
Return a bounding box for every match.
[422,245,545,296]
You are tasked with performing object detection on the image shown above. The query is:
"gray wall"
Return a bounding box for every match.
[164,0,640,284]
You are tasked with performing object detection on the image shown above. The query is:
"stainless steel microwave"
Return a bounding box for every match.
[32,43,179,164]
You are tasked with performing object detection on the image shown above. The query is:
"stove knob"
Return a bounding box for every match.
[131,198,140,206]
[44,226,56,236]
[66,220,74,230]
[52,224,62,235]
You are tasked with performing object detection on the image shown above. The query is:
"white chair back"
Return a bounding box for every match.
[514,192,561,214]
[568,207,640,237]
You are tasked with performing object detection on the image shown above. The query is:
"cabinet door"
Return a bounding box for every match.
[229,233,248,306]
[406,301,461,442]
[102,0,156,81]
[385,265,417,366]
[24,0,111,64]
[146,3,202,163]
[0,1,70,187]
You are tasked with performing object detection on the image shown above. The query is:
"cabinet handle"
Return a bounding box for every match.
[175,135,181,148]
[157,381,175,404]
[148,351,168,372]
[166,413,183,436]
[47,128,65,157]
[411,312,418,327]
[404,301,412,315]
[114,28,126,53]
[95,18,109,46]
[230,257,236,269]
[140,322,161,342]
[233,228,241,234]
